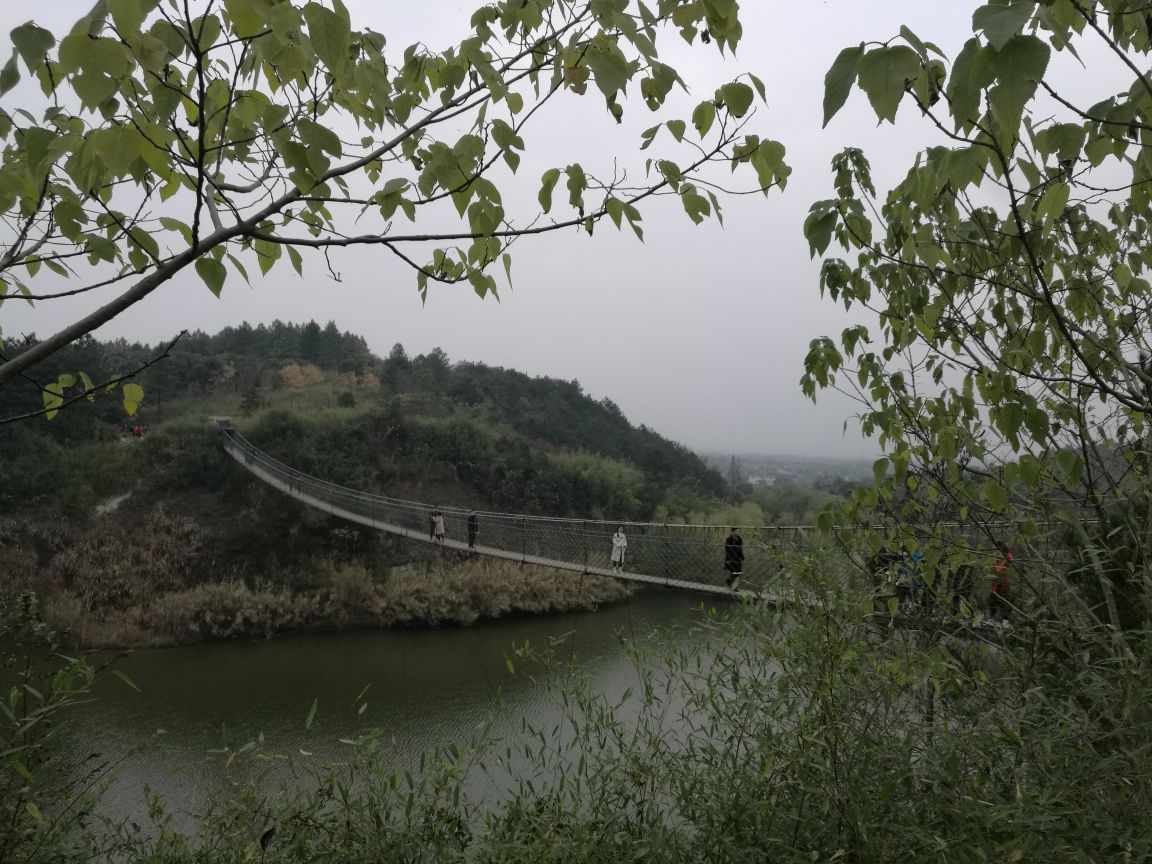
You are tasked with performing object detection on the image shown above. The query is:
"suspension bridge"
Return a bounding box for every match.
[214,418,851,601]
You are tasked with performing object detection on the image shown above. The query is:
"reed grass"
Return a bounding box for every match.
[40,559,630,648]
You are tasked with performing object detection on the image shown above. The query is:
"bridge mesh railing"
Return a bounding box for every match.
[216,420,868,589]
[217,420,1069,595]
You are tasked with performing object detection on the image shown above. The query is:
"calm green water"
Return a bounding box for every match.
[62,589,725,830]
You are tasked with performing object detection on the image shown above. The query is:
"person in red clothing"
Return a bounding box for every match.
[990,545,1013,621]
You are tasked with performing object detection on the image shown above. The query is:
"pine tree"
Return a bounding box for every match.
[728,456,743,487]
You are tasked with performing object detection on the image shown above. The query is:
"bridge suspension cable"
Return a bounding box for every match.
[214,418,852,598]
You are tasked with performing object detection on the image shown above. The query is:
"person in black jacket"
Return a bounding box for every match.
[467,509,479,549]
[724,527,744,589]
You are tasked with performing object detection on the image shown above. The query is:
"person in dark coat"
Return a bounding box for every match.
[467,509,479,549]
[724,527,744,589]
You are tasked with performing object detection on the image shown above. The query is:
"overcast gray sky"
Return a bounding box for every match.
[0,2,1113,458]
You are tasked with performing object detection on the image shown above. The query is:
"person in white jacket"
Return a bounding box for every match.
[610,527,627,572]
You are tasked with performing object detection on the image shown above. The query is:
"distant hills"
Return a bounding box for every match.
[0,321,732,522]
[0,323,853,644]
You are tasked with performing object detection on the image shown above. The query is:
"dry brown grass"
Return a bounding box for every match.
[6,504,630,648]
[40,558,630,648]
[378,559,628,625]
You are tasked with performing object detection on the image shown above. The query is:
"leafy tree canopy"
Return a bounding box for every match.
[0,0,788,413]
[805,0,1152,629]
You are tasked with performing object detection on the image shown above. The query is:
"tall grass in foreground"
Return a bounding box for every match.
[8,554,1151,863]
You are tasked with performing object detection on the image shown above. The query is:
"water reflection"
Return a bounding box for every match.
[62,589,727,829]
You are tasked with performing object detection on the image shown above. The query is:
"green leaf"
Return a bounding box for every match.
[122,382,144,416]
[255,238,281,275]
[0,55,19,98]
[109,0,156,37]
[1056,450,1079,482]
[10,22,55,74]
[947,38,996,132]
[226,253,250,284]
[815,510,834,534]
[899,25,932,59]
[748,73,767,103]
[680,185,709,223]
[639,123,660,150]
[803,207,838,257]
[79,371,95,402]
[691,101,715,138]
[749,138,789,192]
[189,13,223,50]
[585,42,630,98]
[287,245,303,276]
[973,1,1037,51]
[538,167,560,213]
[622,202,643,240]
[988,35,1050,149]
[872,457,889,485]
[42,383,63,421]
[822,44,863,128]
[666,119,686,141]
[72,71,118,108]
[159,216,192,245]
[468,269,495,298]
[111,670,141,693]
[298,118,342,157]
[223,0,265,38]
[304,697,318,730]
[381,178,410,195]
[856,46,921,124]
[195,258,227,297]
[718,82,754,118]
[1035,122,1085,162]
[1035,180,1069,225]
[565,164,586,209]
[59,35,131,78]
[303,1,352,76]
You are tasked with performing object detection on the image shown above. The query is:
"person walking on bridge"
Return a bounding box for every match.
[610,527,627,572]
[432,510,446,545]
[725,527,744,589]
[467,509,479,549]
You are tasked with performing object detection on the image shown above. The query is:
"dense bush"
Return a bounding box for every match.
[17,569,1148,863]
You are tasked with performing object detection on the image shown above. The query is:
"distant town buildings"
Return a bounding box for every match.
[704,451,872,494]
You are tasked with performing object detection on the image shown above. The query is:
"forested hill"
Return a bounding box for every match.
[1,321,730,521]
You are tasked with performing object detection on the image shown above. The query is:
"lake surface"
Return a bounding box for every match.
[62,588,728,831]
